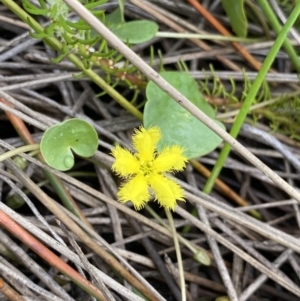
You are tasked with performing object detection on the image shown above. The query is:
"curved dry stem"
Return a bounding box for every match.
[0,144,40,162]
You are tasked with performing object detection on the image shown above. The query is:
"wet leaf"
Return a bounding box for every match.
[40,119,98,171]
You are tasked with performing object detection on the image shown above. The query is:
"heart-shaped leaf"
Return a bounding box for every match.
[144,72,224,158]
[111,20,158,44]
[40,119,98,171]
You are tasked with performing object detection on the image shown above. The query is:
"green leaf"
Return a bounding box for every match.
[221,0,248,37]
[112,20,158,44]
[144,72,224,159]
[40,119,98,171]
[105,7,124,29]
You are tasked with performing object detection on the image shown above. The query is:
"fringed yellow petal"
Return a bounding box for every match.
[153,145,188,173]
[149,174,185,211]
[112,125,187,212]
[118,174,150,210]
[111,145,140,177]
[132,126,161,161]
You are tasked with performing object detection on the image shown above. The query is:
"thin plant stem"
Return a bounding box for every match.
[203,2,300,194]
[245,0,271,39]
[155,32,262,42]
[165,209,186,301]
[0,144,40,162]
[146,205,211,266]
[256,0,300,72]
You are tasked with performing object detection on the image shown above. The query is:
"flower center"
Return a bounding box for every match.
[140,160,155,178]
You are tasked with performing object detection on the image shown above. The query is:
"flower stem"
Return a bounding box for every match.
[146,205,211,265]
[0,144,40,162]
[165,209,186,301]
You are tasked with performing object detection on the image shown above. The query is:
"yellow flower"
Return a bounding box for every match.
[111,126,187,210]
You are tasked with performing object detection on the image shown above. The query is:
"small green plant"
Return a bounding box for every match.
[40,118,98,171]
[22,0,158,80]
[23,0,108,67]
[198,65,271,108]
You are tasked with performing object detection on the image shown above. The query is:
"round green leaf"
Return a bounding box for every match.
[144,72,225,159]
[40,119,98,171]
[112,20,158,44]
